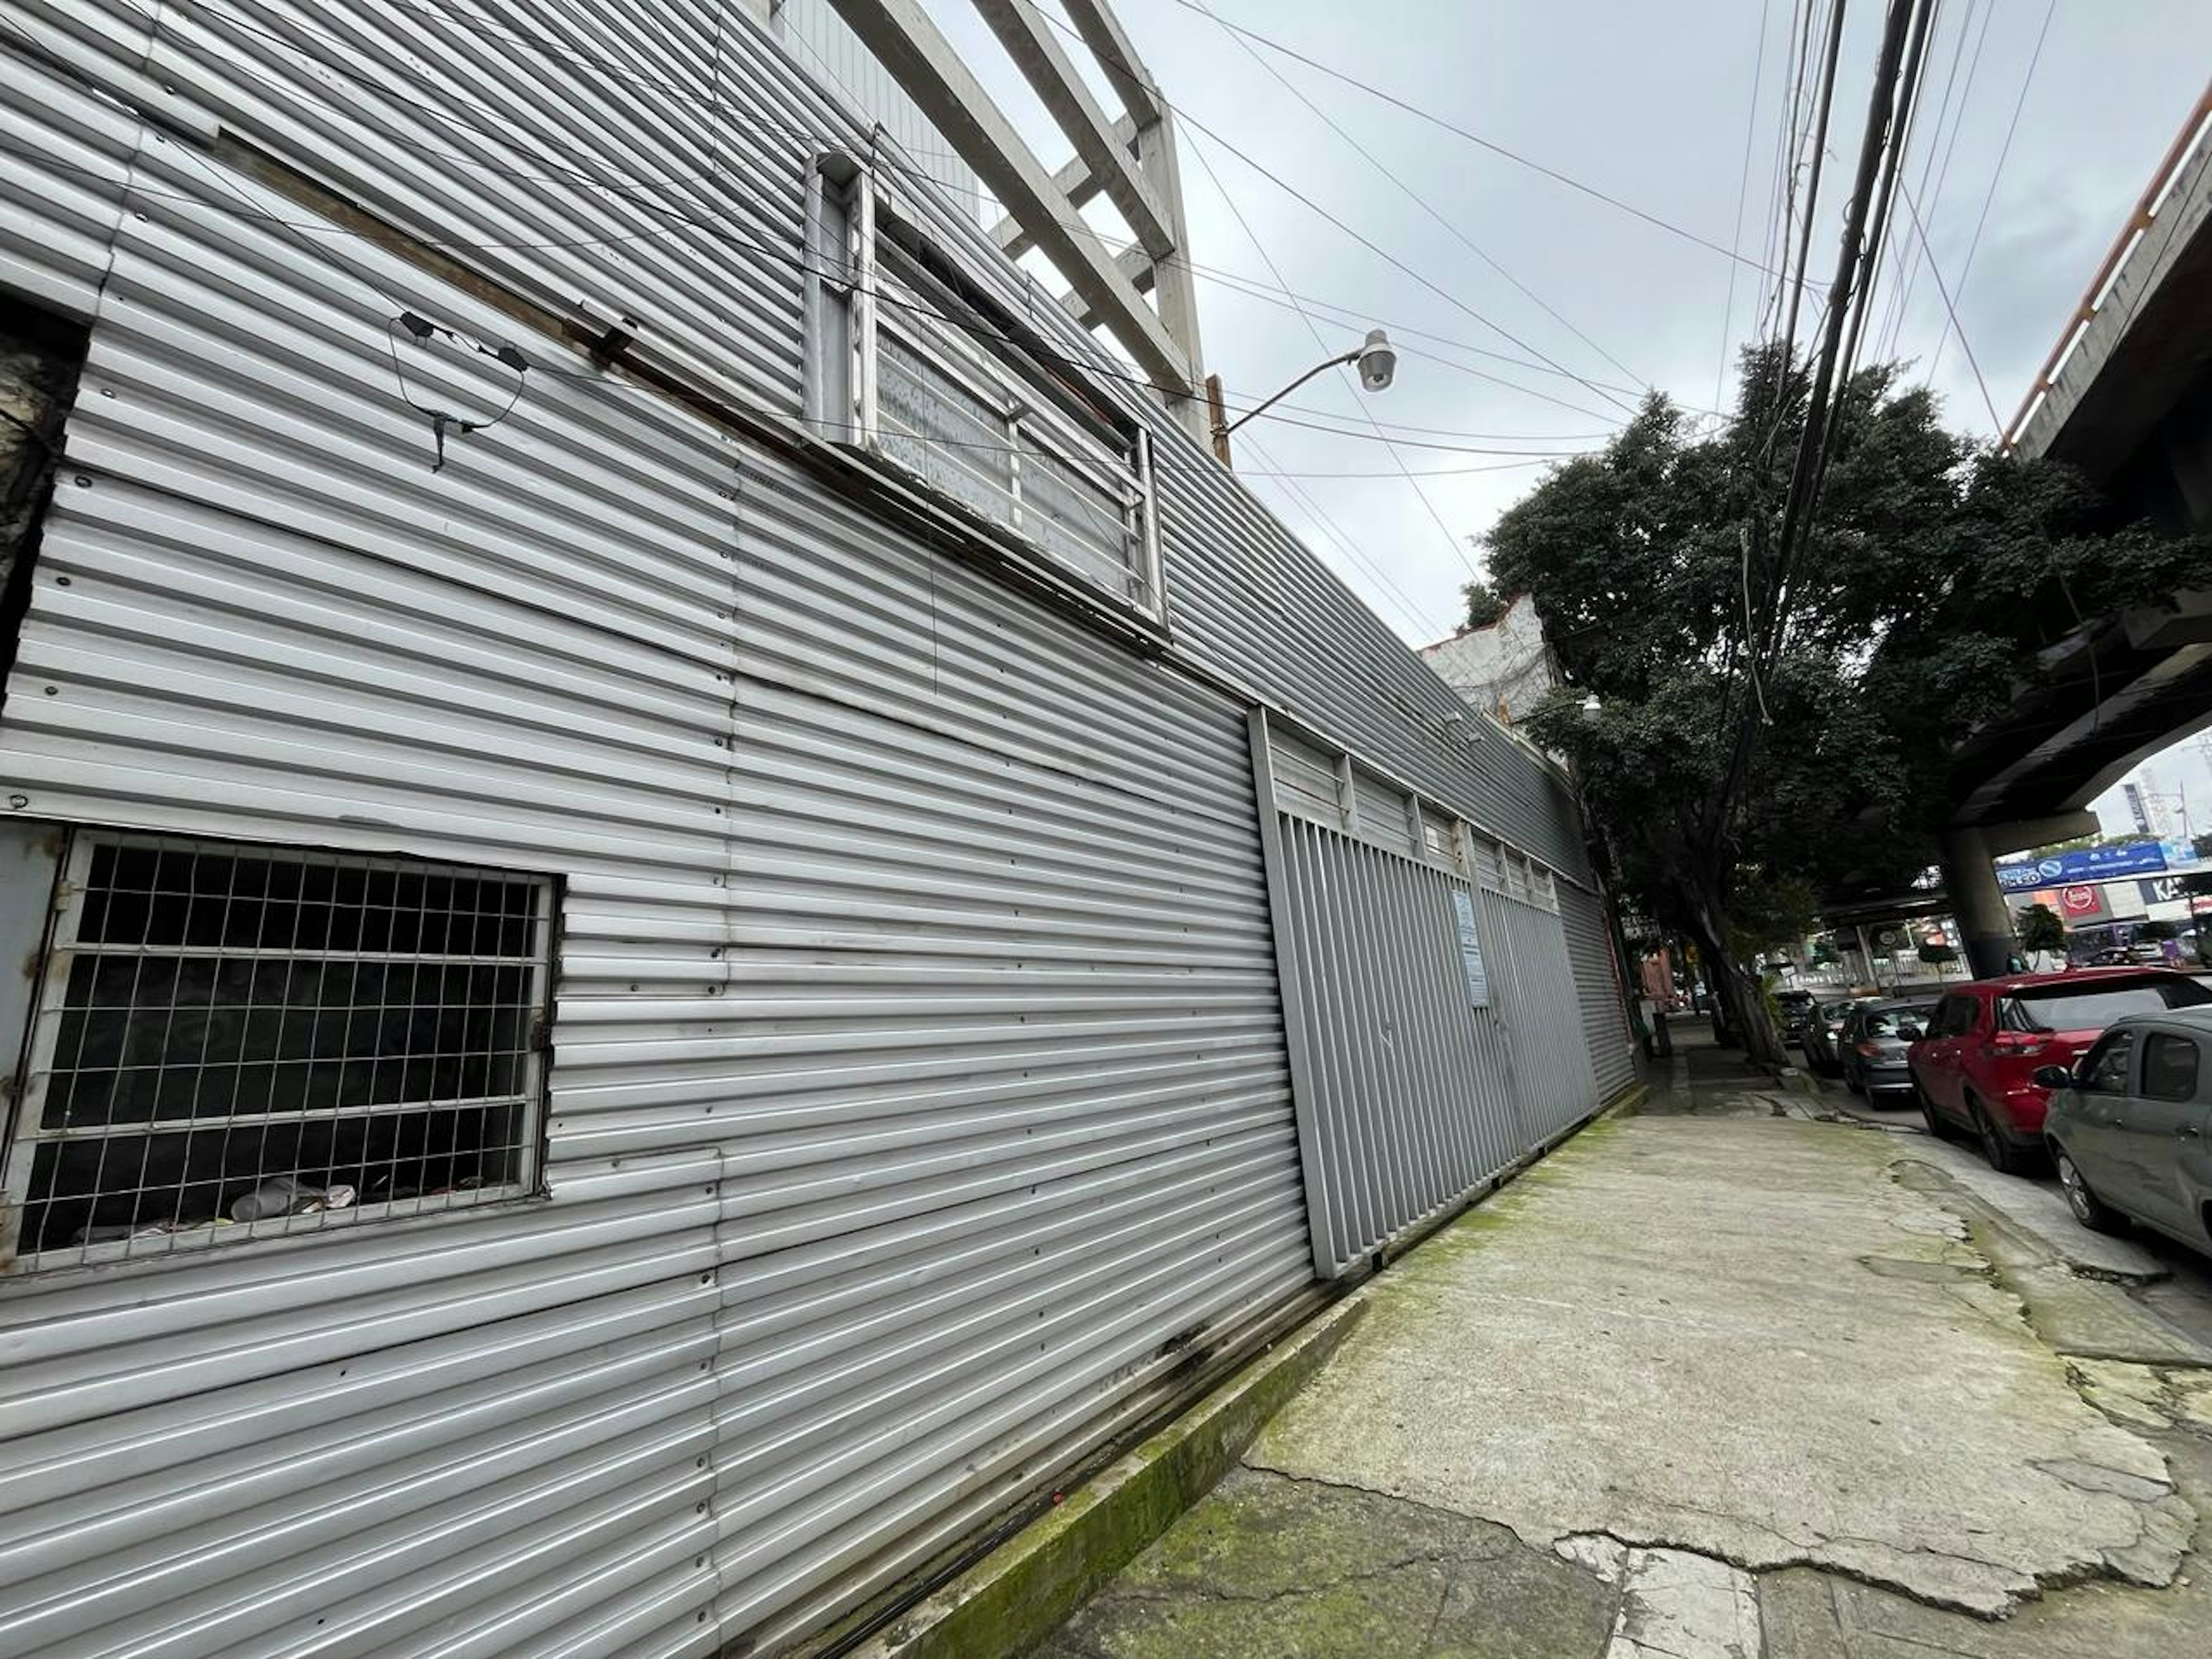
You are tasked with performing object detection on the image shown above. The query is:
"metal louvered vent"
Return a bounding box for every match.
[4,833,554,1271]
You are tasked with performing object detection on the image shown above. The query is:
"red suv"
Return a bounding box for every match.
[1910,969,2212,1173]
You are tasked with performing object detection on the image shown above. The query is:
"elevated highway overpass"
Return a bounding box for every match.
[1944,86,2212,974]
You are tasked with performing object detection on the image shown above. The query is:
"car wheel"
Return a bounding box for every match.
[1913,1078,1952,1139]
[1969,1096,2036,1176]
[2053,1147,2126,1235]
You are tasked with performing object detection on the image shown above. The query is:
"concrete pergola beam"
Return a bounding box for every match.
[825,0,1193,398]
[1058,0,1164,127]
[991,123,1132,257]
[970,0,1172,257]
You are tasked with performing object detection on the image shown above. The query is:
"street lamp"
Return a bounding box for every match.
[1211,329,1396,462]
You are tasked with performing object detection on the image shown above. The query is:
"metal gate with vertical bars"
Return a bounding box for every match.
[1250,711,1605,1277]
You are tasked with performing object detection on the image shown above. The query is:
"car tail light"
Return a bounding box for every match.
[1854,1040,1884,1058]
[1983,1033,2050,1059]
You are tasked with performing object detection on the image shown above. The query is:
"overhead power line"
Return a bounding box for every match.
[1894,179,2005,433]
[1153,0,1782,274]
[1927,0,2056,385]
[1188,0,1645,393]
[1183,127,1482,582]
[1715,0,1779,411]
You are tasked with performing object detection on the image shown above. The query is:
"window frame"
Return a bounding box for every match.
[808,156,1168,627]
[2140,1031,2202,1103]
[2077,1029,2137,1094]
[1,830,559,1275]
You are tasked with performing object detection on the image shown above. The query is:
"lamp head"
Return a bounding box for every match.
[1357,327,1396,392]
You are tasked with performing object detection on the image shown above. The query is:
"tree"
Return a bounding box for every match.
[1460,579,1508,630]
[2017,903,2067,956]
[1488,342,2203,1065]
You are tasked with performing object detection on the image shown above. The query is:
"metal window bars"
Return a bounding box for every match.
[848,176,1161,615]
[1,833,554,1272]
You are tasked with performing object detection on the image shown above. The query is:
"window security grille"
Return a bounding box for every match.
[812,158,1165,619]
[3,834,554,1271]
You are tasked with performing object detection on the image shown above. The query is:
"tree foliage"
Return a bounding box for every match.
[1486,343,2202,1058]
[1459,579,1508,630]
[2017,903,2067,953]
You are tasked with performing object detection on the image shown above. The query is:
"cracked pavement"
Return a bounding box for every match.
[1027,1050,2212,1658]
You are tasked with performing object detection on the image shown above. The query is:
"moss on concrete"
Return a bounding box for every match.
[854,1301,1365,1659]
[1033,1468,1614,1659]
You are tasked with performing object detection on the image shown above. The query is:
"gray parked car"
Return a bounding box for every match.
[1838,997,1940,1099]
[1799,997,1867,1075]
[2039,1007,2212,1254]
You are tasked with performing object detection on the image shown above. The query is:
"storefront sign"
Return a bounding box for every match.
[1996,843,2168,892]
[2058,884,2108,920]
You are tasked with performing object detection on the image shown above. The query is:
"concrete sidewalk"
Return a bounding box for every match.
[1028,1076,2212,1658]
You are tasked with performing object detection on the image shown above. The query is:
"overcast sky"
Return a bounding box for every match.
[912,0,2212,836]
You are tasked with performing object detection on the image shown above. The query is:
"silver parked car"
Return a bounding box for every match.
[2039,1008,2212,1254]
[1799,997,1868,1076]
[1838,997,1940,1100]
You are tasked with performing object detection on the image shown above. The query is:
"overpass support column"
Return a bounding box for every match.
[1942,827,2016,979]
[1941,810,2101,978]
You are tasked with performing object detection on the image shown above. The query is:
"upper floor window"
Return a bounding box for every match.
[805,156,1165,623]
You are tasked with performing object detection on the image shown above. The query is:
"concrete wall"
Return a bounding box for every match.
[1419,594,1558,726]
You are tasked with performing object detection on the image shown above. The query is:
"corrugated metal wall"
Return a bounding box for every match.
[0,7,1620,1655]
[1252,714,1604,1277]
[1559,878,1638,1101]
[1478,889,1601,1145]
[0,39,1309,1658]
[0,0,1590,874]
[1267,815,1525,1277]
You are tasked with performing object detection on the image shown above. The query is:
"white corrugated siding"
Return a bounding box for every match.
[0,79,1306,1659]
[1559,878,1637,1101]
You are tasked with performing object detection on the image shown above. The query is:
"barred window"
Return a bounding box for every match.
[3,834,554,1271]
[805,157,1165,621]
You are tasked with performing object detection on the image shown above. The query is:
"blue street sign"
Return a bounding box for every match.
[1996,843,2169,892]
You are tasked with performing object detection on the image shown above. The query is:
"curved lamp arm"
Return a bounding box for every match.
[1215,329,1396,440]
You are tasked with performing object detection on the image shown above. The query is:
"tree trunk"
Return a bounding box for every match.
[1680,891,1786,1070]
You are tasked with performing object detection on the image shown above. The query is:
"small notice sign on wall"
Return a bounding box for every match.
[1451,888,1490,1007]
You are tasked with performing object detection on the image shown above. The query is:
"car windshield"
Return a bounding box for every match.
[1999,978,2212,1033]
[1820,1001,1855,1021]
[1863,1003,1936,1037]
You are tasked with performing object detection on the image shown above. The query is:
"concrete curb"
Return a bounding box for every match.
[847,1297,1368,1659]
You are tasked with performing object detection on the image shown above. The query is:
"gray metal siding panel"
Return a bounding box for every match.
[0,92,1306,1659]
[0,7,1611,1650]
[1479,890,1600,1145]
[1268,815,1526,1276]
[0,0,1589,873]
[1560,878,1637,1101]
